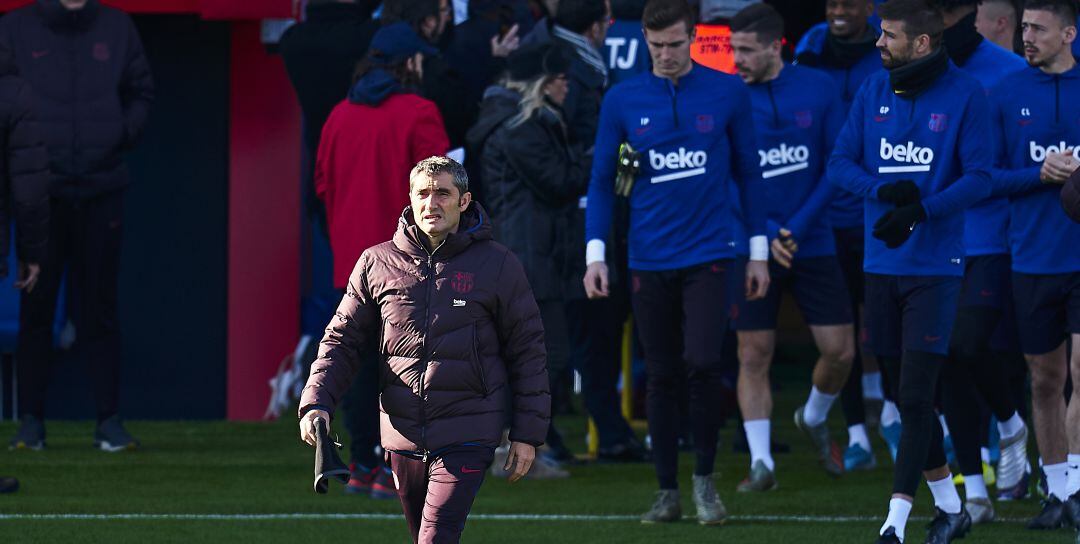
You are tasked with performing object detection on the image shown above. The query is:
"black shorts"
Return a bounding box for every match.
[959,254,1018,352]
[732,256,853,331]
[865,274,962,358]
[1011,271,1080,355]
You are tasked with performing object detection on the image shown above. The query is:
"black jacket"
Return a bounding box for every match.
[0,0,153,199]
[465,85,520,206]
[0,50,49,275]
[279,1,379,155]
[481,103,588,301]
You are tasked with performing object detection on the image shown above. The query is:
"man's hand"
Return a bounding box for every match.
[872,203,926,249]
[13,262,39,293]
[299,409,330,447]
[583,261,609,299]
[745,259,770,300]
[771,228,798,268]
[1041,150,1077,184]
[490,24,520,58]
[504,441,535,483]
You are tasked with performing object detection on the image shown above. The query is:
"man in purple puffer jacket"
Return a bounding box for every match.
[299,156,550,544]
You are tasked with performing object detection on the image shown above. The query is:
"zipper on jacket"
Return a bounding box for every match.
[668,81,679,128]
[413,239,444,463]
[1054,76,1061,123]
[843,68,852,103]
[767,81,780,127]
[908,97,916,122]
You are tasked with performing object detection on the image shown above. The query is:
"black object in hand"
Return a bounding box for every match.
[872,204,927,249]
[877,180,921,206]
[313,417,351,494]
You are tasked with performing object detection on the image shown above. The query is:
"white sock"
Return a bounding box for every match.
[881,400,901,426]
[964,474,988,500]
[996,412,1025,440]
[1066,454,1080,497]
[848,424,872,451]
[980,447,990,465]
[928,475,962,514]
[803,386,837,427]
[1044,462,1069,500]
[744,419,774,471]
[938,414,951,439]
[881,497,913,541]
[862,371,884,400]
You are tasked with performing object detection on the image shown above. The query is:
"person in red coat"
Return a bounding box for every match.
[315,22,450,290]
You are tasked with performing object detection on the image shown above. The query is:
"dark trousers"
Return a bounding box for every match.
[389,447,494,544]
[341,345,381,468]
[537,300,570,453]
[632,260,731,489]
[17,192,124,421]
[566,295,635,449]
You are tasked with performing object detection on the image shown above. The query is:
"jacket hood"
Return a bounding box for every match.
[465,86,520,151]
[394,202,494,259]
[348,68,403,105]
[37,0,100,30]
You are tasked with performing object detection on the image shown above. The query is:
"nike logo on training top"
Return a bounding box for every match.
[1029,141,1080,162]
[648,148,707,184]
[878,138,934,173]
[758,144,809,179]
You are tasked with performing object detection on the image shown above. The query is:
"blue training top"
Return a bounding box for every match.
[746,64,845,258]
[603,19,651,87]
[990,61,1080,275]
[585,63,765,271]
[827,62,994,277]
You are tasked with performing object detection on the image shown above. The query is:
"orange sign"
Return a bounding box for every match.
[692,24,735,74]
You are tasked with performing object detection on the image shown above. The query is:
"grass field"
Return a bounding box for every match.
[1,366,1076,543]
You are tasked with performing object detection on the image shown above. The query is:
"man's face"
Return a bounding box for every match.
[59,0,88,10]
[410,172,470,239]
[1022,9,1076,68]
[731,31,780,84]
[643,22,695,79]
[877,19,917,68]
[422,0,452,42]
[826,0,873,40]
[975,1,1009,39]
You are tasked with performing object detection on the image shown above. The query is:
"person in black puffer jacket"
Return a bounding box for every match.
[0,0,153,452]
[481,43,587,465]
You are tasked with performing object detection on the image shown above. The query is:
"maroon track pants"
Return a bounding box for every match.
[388,447,494,543]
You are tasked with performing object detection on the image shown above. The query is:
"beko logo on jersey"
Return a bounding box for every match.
[648,148,708,184]
[877,138,934,173]
[1029,141,1080,162]
[758,144,810,179]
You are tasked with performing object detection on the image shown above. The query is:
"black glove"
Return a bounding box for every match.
[877,180,921,206]
[872,203,927,249]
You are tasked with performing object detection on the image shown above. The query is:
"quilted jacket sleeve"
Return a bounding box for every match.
[5,78,49,267]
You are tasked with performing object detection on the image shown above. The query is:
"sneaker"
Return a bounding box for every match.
[876,527,902,544]
[996,425,1028,491]
[692,474,727,525]
[1027,496,1067,530]
[0,477,17,494]
[597,440,651,464]
[345,464,395,499]
[737,460,778,492]
[794,405,844,478]
[864,398,883,430]
[528,454,570,480]
[93,415,139,452]
[1064,492,1080,529]
[641,489,681,524]
[844,443,877,472]
[925,508,972,544]
[879,421,901,462]
[997,465,1031,502]
[966,497,995,525]
[8,415,45,451]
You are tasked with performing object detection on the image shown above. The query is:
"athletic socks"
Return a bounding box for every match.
[881,497,913,542]
[744,419,775,471]
[848,424,872,451]
[928,475,962,514]
[881,400,901,427]
[802,386,837,427]
[996,412,1025,441]
[963,474,988,500]
[1066,454,1080,497]
[862,371,884,400]
[1044,462,1069,500]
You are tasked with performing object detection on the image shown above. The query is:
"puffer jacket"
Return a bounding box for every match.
[0,0,154,198]
[299,203,550,453]
[0,49,49,275]
[481,105,588,301]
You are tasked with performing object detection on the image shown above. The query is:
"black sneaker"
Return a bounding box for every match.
[925,507,971,544]
[876,527,901,543]
[1064,492,1080,529]
[1027,496,1067,530]
[8,415,45,451]
[597,440,651,463]
[94,415,139,452]
[0,477,18,493]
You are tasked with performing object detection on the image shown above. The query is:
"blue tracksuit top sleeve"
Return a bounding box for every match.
[920,90,993,219]
[729,85,766,237]
[787,90,844,239]
[828,83,884,197]
[584,89,624,244]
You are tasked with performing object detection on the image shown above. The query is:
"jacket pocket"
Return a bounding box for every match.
[471,326,488,397]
